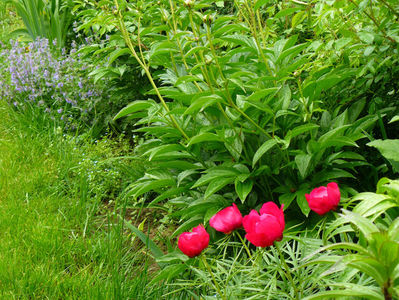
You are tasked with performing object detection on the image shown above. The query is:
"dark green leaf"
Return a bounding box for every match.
[252,139,278,167]
[235,179,254,203]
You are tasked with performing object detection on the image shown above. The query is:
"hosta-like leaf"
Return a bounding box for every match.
[295,189,311,216]
[235,179,253,203]
[295,153,313,179]
[247,87,280,102]
[192,168,239,189]
[252,139,278,167]
[114,100,154,120]
[184,95,224,115]
[204,177,235,199]
[187,132,222,146]
[107,47,130,65]
[171,216,203,238]
[127,178,175,199]
[367,139,399,172]
[144,144,185,161]
[285,123,319,141]
[274,7,303,18]
[279,192,296,209]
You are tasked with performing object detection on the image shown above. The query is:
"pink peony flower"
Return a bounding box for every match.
[209,203,243,234]
[305,182,341,215]
[178,225,210,258]
[243,202,285,247]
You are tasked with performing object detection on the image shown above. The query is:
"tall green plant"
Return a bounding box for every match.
[4,0,73,49]
[76,0,399,228]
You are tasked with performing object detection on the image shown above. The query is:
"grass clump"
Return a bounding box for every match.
[0,101,159,298]
[0,3,22,42]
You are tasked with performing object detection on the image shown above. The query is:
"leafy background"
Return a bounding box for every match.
[0,0,399,298]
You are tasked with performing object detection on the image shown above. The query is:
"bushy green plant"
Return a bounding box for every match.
[98,0,399,229]
[99,1,399,295]
[70,133,145,202]
[67,2,152,135]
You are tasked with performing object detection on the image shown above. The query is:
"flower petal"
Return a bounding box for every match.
[327,182,341,206]
[243,210,260,233]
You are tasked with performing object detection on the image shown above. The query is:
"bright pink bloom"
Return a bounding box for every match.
[243,202,285,247]
[305,182,341,215]
[209,203,243,234]
[178,225,209,258]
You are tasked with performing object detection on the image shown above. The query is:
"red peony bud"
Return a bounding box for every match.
[209,203,243,234]
[305,182,341,215]
[178,225,209,258]
[243,202,285,247]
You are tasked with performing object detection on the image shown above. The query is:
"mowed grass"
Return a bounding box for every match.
[0,102,164,299]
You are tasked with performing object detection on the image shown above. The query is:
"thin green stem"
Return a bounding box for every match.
[348,0,396,44]
[255,10,267,48]
[113,0,189,140]
[205,23,226,82]
[167,0,203,91]
[235,231,252,260]
[188,11,215,90]
[274,242,300,300]
[377,0,399,18]
[200,254,226,300]
[136,16,146,67]
[245,0,275,80]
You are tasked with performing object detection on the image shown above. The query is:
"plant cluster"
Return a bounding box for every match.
[2,0,399,298]
[93,0,399,298]
[5,0,73,49]
[70,133,145,202]
[104,0,399,228]
[0,37,114,131]
[141,181,399,299]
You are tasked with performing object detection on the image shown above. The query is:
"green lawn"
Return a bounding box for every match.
[0,102,163,299]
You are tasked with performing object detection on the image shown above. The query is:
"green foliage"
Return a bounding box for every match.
[70,133,145,202]
[2,0,399,297]
[0,2,22,42]
[4,0,73,49]
[99,0,399,224]
[304,178,399,299]
[368,139,399,173]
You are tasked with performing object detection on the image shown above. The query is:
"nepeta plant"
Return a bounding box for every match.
[0,37,108,130]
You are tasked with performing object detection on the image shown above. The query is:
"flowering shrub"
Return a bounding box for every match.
[0,38,109,131]
[168,180,399,299]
